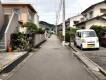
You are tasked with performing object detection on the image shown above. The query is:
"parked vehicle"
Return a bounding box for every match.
[74,29,99,50]
[99,32,106,46]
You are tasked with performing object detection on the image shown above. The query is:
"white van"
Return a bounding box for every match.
[75,29,99,49]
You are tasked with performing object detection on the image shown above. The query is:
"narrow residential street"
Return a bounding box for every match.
[7,35,96,80]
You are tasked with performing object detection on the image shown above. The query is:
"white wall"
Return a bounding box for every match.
[85,19,106,29]
[34,34,46,47]
[93,3,106,17]
[34,14,39,28]
[83,2,106,20]
[70,15,83,28]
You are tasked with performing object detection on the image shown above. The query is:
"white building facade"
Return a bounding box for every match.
[76,0,106,29]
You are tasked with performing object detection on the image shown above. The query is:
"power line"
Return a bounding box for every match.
[55,0,62,34]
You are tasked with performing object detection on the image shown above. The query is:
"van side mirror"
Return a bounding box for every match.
[78,33,81,37]
[79,35,81,37]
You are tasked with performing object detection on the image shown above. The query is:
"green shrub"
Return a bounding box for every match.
[36,28,45,34]
[23,22,38,34]
[65,31,70,42]
[90,25,106,37]
[57,27,77,42]
[65,27,77,42]
[11,33,31,50]
[57,31,63,41]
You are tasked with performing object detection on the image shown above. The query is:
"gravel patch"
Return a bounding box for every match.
[82,49,106,70]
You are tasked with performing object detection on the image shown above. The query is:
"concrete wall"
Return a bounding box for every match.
[34,34,46,47]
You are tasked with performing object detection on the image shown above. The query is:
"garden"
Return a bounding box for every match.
[10,22,45,51]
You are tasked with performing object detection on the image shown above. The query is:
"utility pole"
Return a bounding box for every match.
[62,0,65,46]
[55,13,58,34]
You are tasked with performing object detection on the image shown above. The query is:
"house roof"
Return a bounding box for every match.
[75,15,106,26]
[81,0,106,14]
[2,3,37,13]
[70,14,82,19]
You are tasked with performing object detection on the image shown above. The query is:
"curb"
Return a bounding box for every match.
[0,51,29,73]
[70,43,106,76]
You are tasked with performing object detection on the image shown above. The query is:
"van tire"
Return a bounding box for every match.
[96,48,99,50]
[74,41,76,46]
[81,45,84,50]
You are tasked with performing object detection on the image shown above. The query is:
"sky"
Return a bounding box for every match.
[1,0,104,24]
[34,0,104,24]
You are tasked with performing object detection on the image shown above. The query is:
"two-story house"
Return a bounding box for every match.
[69,14,83,28]
[0,3,39,49]
[76,0,106,29]
[2,3,39,27]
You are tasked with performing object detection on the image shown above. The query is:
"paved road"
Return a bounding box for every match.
[8,35,95,80]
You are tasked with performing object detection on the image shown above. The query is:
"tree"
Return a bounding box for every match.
[23,22,38,34]
[90,25,106,37]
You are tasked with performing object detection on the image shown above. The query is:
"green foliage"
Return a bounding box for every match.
[57,31,63,41]
[23,22,45,34]
[36,28,45,34]
[65,27,78,42]
[57,27,78,42]
[23,22,38,34]
[11,33,31,51]
[90,25,106,37]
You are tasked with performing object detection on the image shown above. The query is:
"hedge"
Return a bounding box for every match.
[57,27,77,42]
[90,25,106,38]
[11,33,32,51]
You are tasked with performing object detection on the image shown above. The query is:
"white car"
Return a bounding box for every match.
[74,29,99,50]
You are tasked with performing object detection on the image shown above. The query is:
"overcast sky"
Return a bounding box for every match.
[2,0,104,24]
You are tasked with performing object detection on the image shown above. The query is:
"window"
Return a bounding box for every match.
[74,21,79,24]
[100,9,106,13]
[28,9,33,21]
[13,8,20,14]
[84,14,87,18]
[80,18,84,22]
[82,31,97,37]
[77,32,81,37]
[89,11,93,18]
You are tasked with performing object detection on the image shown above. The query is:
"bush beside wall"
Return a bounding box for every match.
[57,27,77,42]
[11,33,31,51]
[90,25,106,38]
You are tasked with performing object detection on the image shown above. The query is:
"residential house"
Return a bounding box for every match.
[65,18,70,28]
[2,3,39,26]
[0,3,39,49]
[69,14,83,28]
[76,0,106,29]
